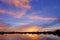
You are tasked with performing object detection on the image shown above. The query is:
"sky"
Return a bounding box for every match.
[0,0,60,30]
[0,0,60,40]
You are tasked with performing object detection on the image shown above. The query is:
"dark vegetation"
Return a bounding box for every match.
[0,30,60,37]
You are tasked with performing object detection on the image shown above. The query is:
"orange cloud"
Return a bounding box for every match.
[9,26,41,32]
[29,16,58,20]
[0,24,9,31]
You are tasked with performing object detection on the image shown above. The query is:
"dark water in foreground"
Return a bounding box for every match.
[0,34,60,40]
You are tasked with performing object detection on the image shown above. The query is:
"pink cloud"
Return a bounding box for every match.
[0,0,32,18]
[29,16,58,20]
[0,9,26,18]
[1,0,31,9]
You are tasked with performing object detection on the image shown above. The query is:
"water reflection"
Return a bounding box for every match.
[0,34,60,40]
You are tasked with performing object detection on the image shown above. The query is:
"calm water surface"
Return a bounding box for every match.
[0,34,60,40]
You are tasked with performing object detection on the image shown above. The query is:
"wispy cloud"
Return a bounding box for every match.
[0,0,32,18]
[0,23,10,32]
[42,26,60,31]
[13,20,33,26]
[15,22,30,26]
[28,16,58,21]
[0,23,60,32]
[1,0,31,9]
[0,25,59,40]
[0,9,26,18]
[0,18,10,20]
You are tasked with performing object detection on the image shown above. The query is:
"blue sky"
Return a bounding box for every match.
[0,0,60,28]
